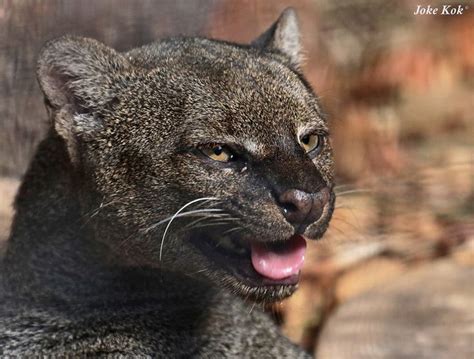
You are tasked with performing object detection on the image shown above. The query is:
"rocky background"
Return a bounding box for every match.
[1,0,473,357]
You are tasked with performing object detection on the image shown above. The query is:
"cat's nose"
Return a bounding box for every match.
[278,187,330,231]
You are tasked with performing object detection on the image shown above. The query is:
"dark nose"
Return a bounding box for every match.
[278,188,330,231]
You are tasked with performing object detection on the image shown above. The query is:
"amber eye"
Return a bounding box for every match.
[201,145,235,162]
[299,134,322,154]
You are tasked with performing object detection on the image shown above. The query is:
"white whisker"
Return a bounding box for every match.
[222,227,243,236]
[144,208,223,234]
[159,197,219,261]
[187,220,241,232]
[335,189,373,196]
[182,214,234,230]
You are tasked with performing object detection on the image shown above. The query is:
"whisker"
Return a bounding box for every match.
[182,214,237,231]
[335,189,373,196]
[334,204,354,210]
[159,197,219,261]
[185,220,241,233]
[222,227,243,236]
[333,183,357,190]
[143,208,223,234]
[188,268,208,276]
[80,199,119,227]
[248,301,257,314]
[330,217,362,233]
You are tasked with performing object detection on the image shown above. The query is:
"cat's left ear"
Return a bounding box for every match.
[251,7,301,68]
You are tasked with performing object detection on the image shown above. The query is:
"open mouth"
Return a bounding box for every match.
[190,193,335,296]
[191,229,307,290]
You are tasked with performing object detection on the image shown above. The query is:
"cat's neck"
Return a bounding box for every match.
[3,132,124,301]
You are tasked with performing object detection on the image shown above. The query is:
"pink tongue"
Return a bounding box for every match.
[250,235,307,280]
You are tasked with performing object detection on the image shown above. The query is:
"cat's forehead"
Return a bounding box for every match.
[130,38,319,113]
[127,39,327,150]
[184,45,323,110]
[180,58,327,146]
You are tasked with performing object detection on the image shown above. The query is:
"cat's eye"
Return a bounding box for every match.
[299,134,323,155]
[201,145,235,162]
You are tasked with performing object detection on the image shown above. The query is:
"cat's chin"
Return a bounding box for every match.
[189,229,305,302]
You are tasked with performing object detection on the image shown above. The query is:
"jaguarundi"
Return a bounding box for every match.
[0,8,335,357]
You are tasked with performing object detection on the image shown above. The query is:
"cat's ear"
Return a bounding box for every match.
[37,36,129,112]
[37,36,130,163]
[252,8,301,67]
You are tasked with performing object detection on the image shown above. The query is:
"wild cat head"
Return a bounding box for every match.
[37,8,335,302]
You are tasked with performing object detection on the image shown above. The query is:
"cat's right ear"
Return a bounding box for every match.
[37,36,130,163]
[37,36,130,112]
[251,8,301,68]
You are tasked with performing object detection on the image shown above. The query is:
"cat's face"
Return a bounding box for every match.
[38,9,335,301]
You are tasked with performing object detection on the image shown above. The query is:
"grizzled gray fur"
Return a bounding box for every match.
[0,8,334,357]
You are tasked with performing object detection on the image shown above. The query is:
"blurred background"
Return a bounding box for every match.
[1,0,473,357]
